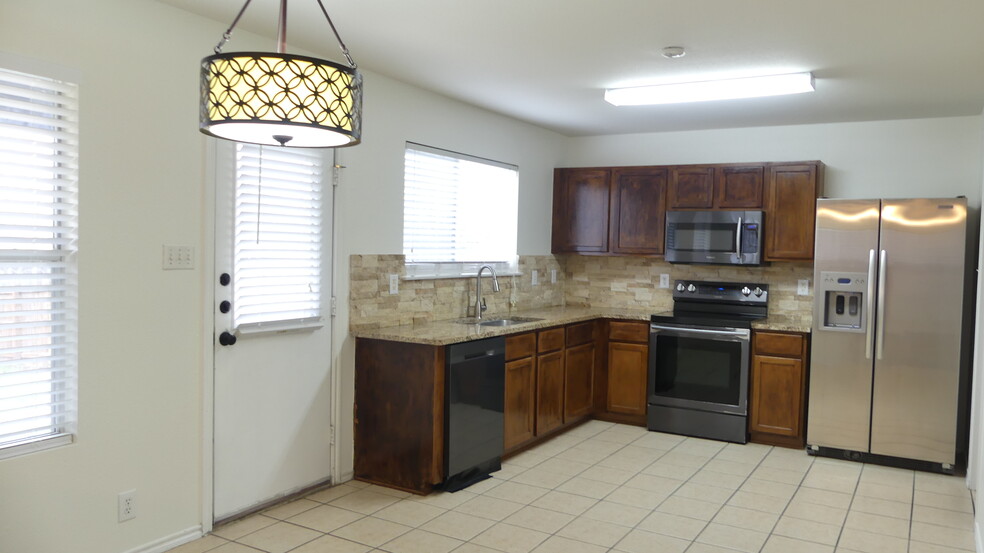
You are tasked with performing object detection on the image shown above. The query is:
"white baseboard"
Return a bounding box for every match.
[120,525,203,553]
[977,519,983,553]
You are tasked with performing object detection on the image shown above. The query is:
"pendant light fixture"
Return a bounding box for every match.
[200,0,362,148]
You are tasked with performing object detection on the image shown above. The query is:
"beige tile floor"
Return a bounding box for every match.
[168,421,977,553]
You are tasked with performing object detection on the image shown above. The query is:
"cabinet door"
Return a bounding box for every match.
[606,341,648,415]
[564,342,595,420]
[504,356,535,450]
[536,350,565,435]
[551,168,611,253]
[609,167,667,255]
[765,163,820,260]
[668,166,714,209]
[750,355,804,437]
[716,165,764,208]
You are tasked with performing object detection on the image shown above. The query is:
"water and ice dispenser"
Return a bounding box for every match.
[818,271,867,331]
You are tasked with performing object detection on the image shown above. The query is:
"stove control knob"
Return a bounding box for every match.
[686,284,696,293]
[741,286,751,296]
[676,282,685,292]
[754,287,764,297]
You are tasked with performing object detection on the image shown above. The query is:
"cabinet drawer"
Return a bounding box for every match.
[566,322,595,346]
[537,327,566,353]
[506,333,535,362]
[754,331,804,358]
[608,321,648,343]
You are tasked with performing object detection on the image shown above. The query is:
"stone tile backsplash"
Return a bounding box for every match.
[349,254,813,330]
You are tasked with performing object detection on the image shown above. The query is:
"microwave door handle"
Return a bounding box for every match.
[735,217,743,258]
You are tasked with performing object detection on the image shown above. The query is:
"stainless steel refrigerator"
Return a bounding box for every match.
[808,198,967,471]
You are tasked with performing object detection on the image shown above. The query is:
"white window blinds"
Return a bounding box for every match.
[403,143,518,268]
[0,66,79,457]
[232,144,324,331]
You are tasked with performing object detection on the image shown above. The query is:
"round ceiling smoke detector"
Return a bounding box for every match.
[661,46,686,59]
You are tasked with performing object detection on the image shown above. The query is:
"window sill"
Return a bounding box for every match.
[0,433,74,461]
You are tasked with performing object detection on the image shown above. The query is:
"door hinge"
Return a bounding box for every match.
[329,425,336,446]
[330,296,337,318]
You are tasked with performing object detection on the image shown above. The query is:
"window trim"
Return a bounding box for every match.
[402,142,520,278]
[0,60,80,459]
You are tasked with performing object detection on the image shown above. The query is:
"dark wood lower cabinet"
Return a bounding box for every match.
[536,349,565,435]
[749,330,810,448]
[504,355,535,450]
[606,341,648,416]
[564,342,595,419]
[354,339,444,494]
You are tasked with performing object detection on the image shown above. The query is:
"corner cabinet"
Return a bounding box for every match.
[551,168,611,253]
[749,330,810,448]
[552,161,822,261]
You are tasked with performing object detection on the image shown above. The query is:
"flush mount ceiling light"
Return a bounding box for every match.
[604,71,815,106]
[200,0,361,148]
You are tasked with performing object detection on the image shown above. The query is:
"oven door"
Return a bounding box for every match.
[648,323,750,416]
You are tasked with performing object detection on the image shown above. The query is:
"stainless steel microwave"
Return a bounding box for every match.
[665,210,763,265]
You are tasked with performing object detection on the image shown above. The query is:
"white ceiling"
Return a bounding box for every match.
[159,0,984,137]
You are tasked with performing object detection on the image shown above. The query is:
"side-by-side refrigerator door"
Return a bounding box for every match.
[808,199,881,453]
[870,198,966,466]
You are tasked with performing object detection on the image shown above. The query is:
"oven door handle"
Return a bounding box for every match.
[650,325,749,338]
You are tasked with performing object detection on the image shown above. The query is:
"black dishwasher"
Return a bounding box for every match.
[443,336,505,492]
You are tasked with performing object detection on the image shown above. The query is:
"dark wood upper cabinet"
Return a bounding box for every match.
[552,168,611,253]
[765,162,823,261]
[610,167,667,255]
[553,161,822,260]
[668,166,715,209]
[716,165,765,208]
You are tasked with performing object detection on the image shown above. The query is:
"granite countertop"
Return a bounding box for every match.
[351,305,811,345]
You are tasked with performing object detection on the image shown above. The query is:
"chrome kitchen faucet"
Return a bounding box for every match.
[474,265,500,320]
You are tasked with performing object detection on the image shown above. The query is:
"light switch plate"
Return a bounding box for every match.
[551,269,557,284]
[797,279,810,295]
[389,274,399,295]
[659,274,670,288]
[163,244,194,270]
[531,270,539,286]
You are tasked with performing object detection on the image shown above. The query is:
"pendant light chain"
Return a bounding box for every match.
[213,0,253,54]
[314,0,357,68]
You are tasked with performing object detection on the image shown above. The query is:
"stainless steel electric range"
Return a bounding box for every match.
[647,280,769,444]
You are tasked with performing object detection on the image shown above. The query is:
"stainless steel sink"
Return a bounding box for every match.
[457,316,543,327]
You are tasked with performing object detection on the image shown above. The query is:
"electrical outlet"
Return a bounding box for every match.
[797,279,810,295]
[550,269,557,284]
[388,274,399,295]
[162,244,194,270]
[118,490,136,522]
[659,274,670,288]
[531,270,539,286]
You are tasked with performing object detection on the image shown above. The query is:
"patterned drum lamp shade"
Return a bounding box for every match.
[201,52,362,148]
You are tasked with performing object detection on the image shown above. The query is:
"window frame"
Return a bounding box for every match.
[0,61,80,460]
[402,142,519,280]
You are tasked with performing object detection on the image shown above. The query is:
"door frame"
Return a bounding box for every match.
[199,139,344,532]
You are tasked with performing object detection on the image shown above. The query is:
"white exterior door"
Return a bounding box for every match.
[212,143,334,520]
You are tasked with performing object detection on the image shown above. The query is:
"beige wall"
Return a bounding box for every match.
[0,1,215,552]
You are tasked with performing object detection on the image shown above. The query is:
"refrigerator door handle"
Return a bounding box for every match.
[865,249,876,359]
[876,249,887,360]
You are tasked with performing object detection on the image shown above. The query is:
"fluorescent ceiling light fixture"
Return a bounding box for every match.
[605,72,815,106]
